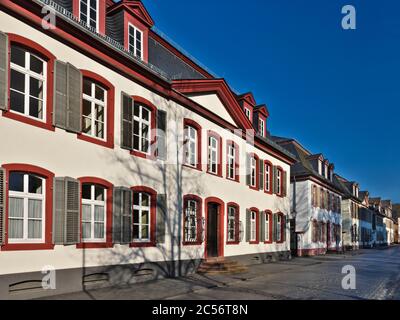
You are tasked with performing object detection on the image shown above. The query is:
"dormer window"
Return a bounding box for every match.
[244,107,251,120]
[318,160,323,175]
[80,0,99,32]
[324,165,328,178]
[128,24,143,60]
[258,118,265,137]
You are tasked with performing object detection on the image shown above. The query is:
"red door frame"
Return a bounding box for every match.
[204,197,225,259]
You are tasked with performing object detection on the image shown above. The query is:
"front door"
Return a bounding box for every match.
[206,203,219,258]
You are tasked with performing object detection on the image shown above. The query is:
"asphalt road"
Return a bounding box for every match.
[44,245,400,300]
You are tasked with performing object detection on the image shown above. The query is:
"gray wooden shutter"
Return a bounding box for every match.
[316,187,320,208]
[66,63,82,133]
[273,213,278,242]
[246,209,251,242]
[282,215,286,242]
[156,194,167,244]
[65,178,80,244]
[272,166,278,194]
[113,187,132,244]
[282,170,287,197]
[53,60,68,129]
[246,153,251,186]
[260,211,265,242]
[156,110,167,160]
[53,177,66,245]
[0,32,8,111]
[259,159,264,190]
[0,168,5,245]
[121,92,133,150]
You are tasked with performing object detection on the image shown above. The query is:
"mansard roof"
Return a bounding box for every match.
[332,174,361,202]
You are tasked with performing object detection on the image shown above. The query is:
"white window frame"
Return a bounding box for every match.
[208,136,218,174]
[82,80,107,141]
[250,211,257,242]
[128,23,144,60]
[184,125,198,168]
[133,103,151,155]
[259,118,265,137]
[227,144,236,180]
[276,214,282,242]
[244,107,251,120]
[79,0,99,32]
[265,213,270,242]
[8,173,45,244]
[250,156,256,187]
[133,192,151,242]
[184,199,198,243]
[81,184,106,243]
[265,163,271,192]
[276,169,282,195]
[227,206,236,242]
[10,47,47,122]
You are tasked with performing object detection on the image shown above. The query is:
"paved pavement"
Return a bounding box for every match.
[43,245,400,300]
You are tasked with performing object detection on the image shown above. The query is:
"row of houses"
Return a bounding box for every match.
[0,0,398,299]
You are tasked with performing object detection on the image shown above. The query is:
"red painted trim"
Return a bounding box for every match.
[276,212,285,244]
[204,197,225,258]
[72,0,79,17]
[248,153,260,191]
[207,130,223,177]
[130,186,156,247]
[249,207,260,244]
[76,177,113,249]
[1,164,55,251]
[226,202,240,245]
[264,160,273,195]
[182,194,203,246]
[226,140,240,183]
[264,210,273,244]
[237,92,257,106]
[124,11,149,63]
[77,70,115,149]
[107,1,155,28]
[3,33,55,132]
[183,118,202,171]
[130,96,157,160]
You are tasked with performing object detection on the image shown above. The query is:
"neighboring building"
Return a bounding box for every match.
[381,200,394,245]
[333,175,362,250]
[369,198,387,246]
[0,0,296,299]
[358,191,375,248]
[272,137,343,257]
[393,204,400,244]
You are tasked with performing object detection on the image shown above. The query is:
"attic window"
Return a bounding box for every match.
[244,107,251,120]
[318,160,322,175]
[128,24,143,60]
[258,119,265,137]
[80,0,99,32]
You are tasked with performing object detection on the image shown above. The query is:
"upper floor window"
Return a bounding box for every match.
[207,132,222,176]
[276,168,282,195]
[129,24,143,60]
[80,0,99,32]
[81,184,106,242]
[184,125,198,168]
[265,162,272,193]
[227,144,236,180]
[133,103,151,154]
[10,45,47,121]
[250,156,257,188]
[244,107,251,120]
[259,119,265,137]
[82,78,106,140]
[312,185,317,207]
[133,192,151,242]
[8,172,45,243]
[318,160,323,175]
[320,188,324,209]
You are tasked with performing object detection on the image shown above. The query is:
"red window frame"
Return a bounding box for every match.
[4,34,56,132]
[1,163,55,251]
[78,70,115,149]
[182,194,203,246]
[249,207,260,244]
[264,210,273,244]
[248,153,260,191]
[264,160,273,194]
[226,202,240,245]
[76,177,114,249]
[183,119,202,171]
[226,140,239,183]
[207,130,223,177]
[130,186,157,247]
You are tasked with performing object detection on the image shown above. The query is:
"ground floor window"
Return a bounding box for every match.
[133,192,151,242]
[81,184,106,242]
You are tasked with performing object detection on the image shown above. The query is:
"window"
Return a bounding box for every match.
[265,162,272,193]
[184,126,198,168]
[10,45,47,121]
[244,107,251,120]
[327,192,331,211]
[82,78,106,140]
[128,24,143,60]
[227,206,237,242]
[184,199,198,243]
[133,192,151,242]
[227,143,236,180]
[318,160,323,175]
[276,214,282,242]
[133,103,151,154]
[259,118,265,137]
[80,0,99,31]
[207,132,221,176]
[312,185,317,207]
[250,157,257,187]
[8,172,45,243]
[312,220,318,242]
[320,188,324,209]
[81,184,106,242]
[276,168,282,195]
[250,210,257,242]
[265,213,271,242]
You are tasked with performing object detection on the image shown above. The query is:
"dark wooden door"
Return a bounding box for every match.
[207,203,219,258]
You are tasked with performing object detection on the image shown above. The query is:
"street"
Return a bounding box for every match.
[44,246,400,300]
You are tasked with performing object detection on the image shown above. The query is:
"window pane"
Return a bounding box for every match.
[133,209,139,224]
[29,97,43,119]
[133,224,139,239]
[9,172,24,192]
[9,197,24,218]
[10,91,25,114]
[11,69,25,93]
[94,222,104,239]
[30,55,44,75]
[82,204,91,221]
[28,199,42,219]
[133,104,140,117]
[142,107,149,121]
[82,116,91,134]
[30,77,44,99]
[141,225,149,239]
[141,193,149,207]
[28,220,42,239]
[141,210,149,224]
[9,219,23,239]
[133,193,139,206]
[94,205,104,221]
[94,186,105,201]
[82,184,91,200]
[82,222,91,239]
[95,85,104,101]
[11,46,25,67]
[95,104,104,122]
[83,79,92,96]
[28,175,43,194]
[83,99,92,118]
[95,121,104,139]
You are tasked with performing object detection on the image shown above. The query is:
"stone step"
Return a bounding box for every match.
[197,259,248,275]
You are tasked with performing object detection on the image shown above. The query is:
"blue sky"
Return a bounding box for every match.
[142,0,400,203]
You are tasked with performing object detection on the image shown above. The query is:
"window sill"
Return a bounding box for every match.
[182,241,202,246]
[77,134,114,149]
[249,185,259,191]
[76,242,113,249]
[130,241,156,248]
[264,240,273,244]
[226,241,240,245]
[182,164,203,172]
[249,241,259,245]
[2,110,55,132]
[264,189,273,195]
[226,177,240,183]
[130,150,156,161]
[1,243,55,251]
[207,171,223,178]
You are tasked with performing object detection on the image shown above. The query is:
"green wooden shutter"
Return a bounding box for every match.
[66,63,82,133]
[53,60,68,129]
[53,177,66,245]
[121,92,133,150]
[156,110,167,160]
[0,168,5,245]
[260,211,265,242]
[113,187,132,244]
[0,32,8,111]
[259,159,264,190]
[246,209,251,242]
[156,194,167,244]
[65,178,80,244]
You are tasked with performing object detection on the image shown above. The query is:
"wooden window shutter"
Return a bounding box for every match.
[156,110,167,160]
[273,213,278,242]
[316,187,320,208]
[0,168,5,245]
[113,187,132,244]
[66,63,82,133]
[245,209,251,242]
[282,215,286,242]
[53,60,68,129]
[156,194,167,244]
[0,32,8,111]
[53,177,66,245]
[260,211,265,242]
[235,208,240,243]
[282,171,287,197]
[245,153,251,186]
[258,159,264,190]
[121,92,133,150]
[272,166,278,194]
